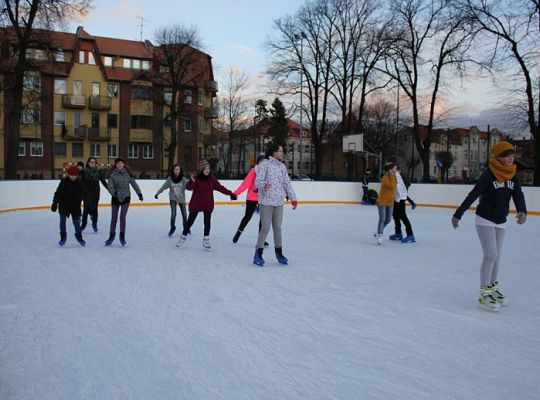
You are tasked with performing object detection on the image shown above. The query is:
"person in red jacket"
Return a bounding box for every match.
[176,160,237,250]
[231,154,267,245]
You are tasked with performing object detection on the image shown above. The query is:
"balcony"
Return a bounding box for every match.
[204,80,218,92]
[19,124,41,139]
[89,95,111,111]
[88,127,111,141]
[130,128,153,143]
[62,94,86,109]
[61,125,86,140]
[204,107,218,119]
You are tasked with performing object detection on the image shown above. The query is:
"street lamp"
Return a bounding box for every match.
[294,31,307,175]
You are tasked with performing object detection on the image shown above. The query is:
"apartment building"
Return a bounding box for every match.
[0,26,217,178]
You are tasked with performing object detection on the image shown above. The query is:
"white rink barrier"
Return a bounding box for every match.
[0,180,539,215]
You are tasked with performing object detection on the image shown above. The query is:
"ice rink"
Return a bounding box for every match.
[1,203,539,400]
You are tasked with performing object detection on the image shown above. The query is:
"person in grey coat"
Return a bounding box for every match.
[155,163,189,237]
[105,158,143,246]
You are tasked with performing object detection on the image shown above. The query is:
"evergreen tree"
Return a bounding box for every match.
[269,98,289,149]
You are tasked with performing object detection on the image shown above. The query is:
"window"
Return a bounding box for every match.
[132,59,141,69]
[88,52,96,65]
[54,142,66,156]
[108,144,118,158]
[22,108,40,124]
[54,50,65,62]
[142,60,150,70]
[131,115,153,129]
[54,79,67,94]
[30,142,43,157]
[23,76,41,92]
[72,143,83,157]
[184,90,192,104]
[18,142,25,156]
[164,92,172,103]
[107,83,118,98]
[73,81,83,95]
[132,85,152,100]
[107,114,118,128]
[128,144,139,159]
[143,144,153,159]
[184,119,192,132]
[103,56,112,67]
[26,49,45,60]
[92,82,100,96]
[90,144,101,157]
[123,58,131,68]
[54,112,66,126]
[79,50,85,64]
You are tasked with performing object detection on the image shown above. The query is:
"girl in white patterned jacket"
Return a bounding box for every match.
[253,144,297,266]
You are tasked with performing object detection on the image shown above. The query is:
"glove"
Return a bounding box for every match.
[451,216,459,229]
[154,194,159,199]
[230,194,238,201]
[411,203,417,210]
[255,204,260,214]
[516,212,527,225]
[291,201,298,210]
[51,203,57,212]
[138,193,143,201]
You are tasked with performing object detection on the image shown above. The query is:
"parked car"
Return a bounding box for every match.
[291,174,313,181]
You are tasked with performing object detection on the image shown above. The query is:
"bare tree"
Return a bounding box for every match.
[457,0,540,184]
[216,67,250,175]
[1,0,92,178]
[383,0,476,181]
[153,24,204,173]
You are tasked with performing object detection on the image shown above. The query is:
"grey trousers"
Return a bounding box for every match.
[256,204,284,249]
[475,224,506,286]
[377,205,393,234]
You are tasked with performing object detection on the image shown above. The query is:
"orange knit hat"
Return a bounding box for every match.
[490,141,515,157]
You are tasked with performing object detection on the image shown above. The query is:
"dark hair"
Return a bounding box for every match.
[383,162,396,172]
[86,157,97,167]
[265,143,283,158]
[170,163,184,177]
[76,161,84,168]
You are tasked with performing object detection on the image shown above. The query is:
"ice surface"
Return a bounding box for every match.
[1,204,539,400]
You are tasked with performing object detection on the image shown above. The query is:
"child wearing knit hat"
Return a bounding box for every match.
[452,141,527,312]
[176,160,238,250]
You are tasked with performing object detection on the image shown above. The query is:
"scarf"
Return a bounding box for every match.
[83,166,100,181]
[489,157,516,183]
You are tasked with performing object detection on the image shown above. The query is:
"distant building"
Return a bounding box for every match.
[0,26,217,178]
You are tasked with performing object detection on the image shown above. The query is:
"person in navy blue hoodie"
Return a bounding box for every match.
[452,141,527,312]
[51,166,86,246]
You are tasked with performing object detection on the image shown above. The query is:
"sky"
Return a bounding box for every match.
[1,204,539,399]
[69,0,527,136]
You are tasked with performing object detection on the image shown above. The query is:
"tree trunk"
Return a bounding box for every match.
[5,73,25,179]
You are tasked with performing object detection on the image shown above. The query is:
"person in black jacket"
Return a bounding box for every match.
[452,141,527,312]
[51,166,86,246]
[79,157,108,233]
[362,168,371,204]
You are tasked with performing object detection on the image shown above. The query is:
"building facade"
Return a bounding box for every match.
[0,26,217,179]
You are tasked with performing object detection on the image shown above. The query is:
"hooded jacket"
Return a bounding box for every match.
[254,157,297,206]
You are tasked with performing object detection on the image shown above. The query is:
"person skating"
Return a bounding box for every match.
[175,160,237,250]
[79,157,108,233]
[51,166,86,246]
[253,144,298,266]
[232,154,268,246]
[362,168,371,204]
[105,158,143,246]
[374,162,397,245]
[155,164,189,237]
[390,166,416,243]
[452,141,527,312]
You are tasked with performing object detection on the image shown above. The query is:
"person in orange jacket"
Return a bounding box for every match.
[375,162,397,245]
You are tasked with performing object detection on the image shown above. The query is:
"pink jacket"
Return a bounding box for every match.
[234,168,259,202]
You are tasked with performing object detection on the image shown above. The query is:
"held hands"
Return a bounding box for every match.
[51,203,57,212]
[230,194,238,201]
[138,193,144,202]
[451,216,459,229]
[189,173,196,181]
[264,183,271,190]
[291,200,298,210]
[154,194,159,200]
[516,212,527,225]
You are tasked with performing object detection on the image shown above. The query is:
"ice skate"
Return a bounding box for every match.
[389,233,403,241]
[275,247,288,265]
[119,232,126,246]
[478,285,500,312]
[253,248,265,266]
[203,236,211,251]
[491,281,508,306]
[176,234,187,247]
[58,232,67,246]
[105,232,115,246]
[401,235,416,243]
[75,233,86,247]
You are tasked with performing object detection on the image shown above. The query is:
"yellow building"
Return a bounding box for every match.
[0,26,217,178]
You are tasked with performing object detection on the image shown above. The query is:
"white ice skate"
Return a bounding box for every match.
[491,281,508,306]
[375,234,383,245]
[175,234,187,247]
[203,236,211,251]
[478,285,500,312]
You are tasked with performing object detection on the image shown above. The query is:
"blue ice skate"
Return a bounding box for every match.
[401,235,416,243]
[389,233,403,241]
[253,248,265,266]
[275,247,288,265]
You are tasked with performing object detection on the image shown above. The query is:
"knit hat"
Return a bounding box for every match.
[199,159,210,170]
[67,166,80,176]
[490,141,515,157]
